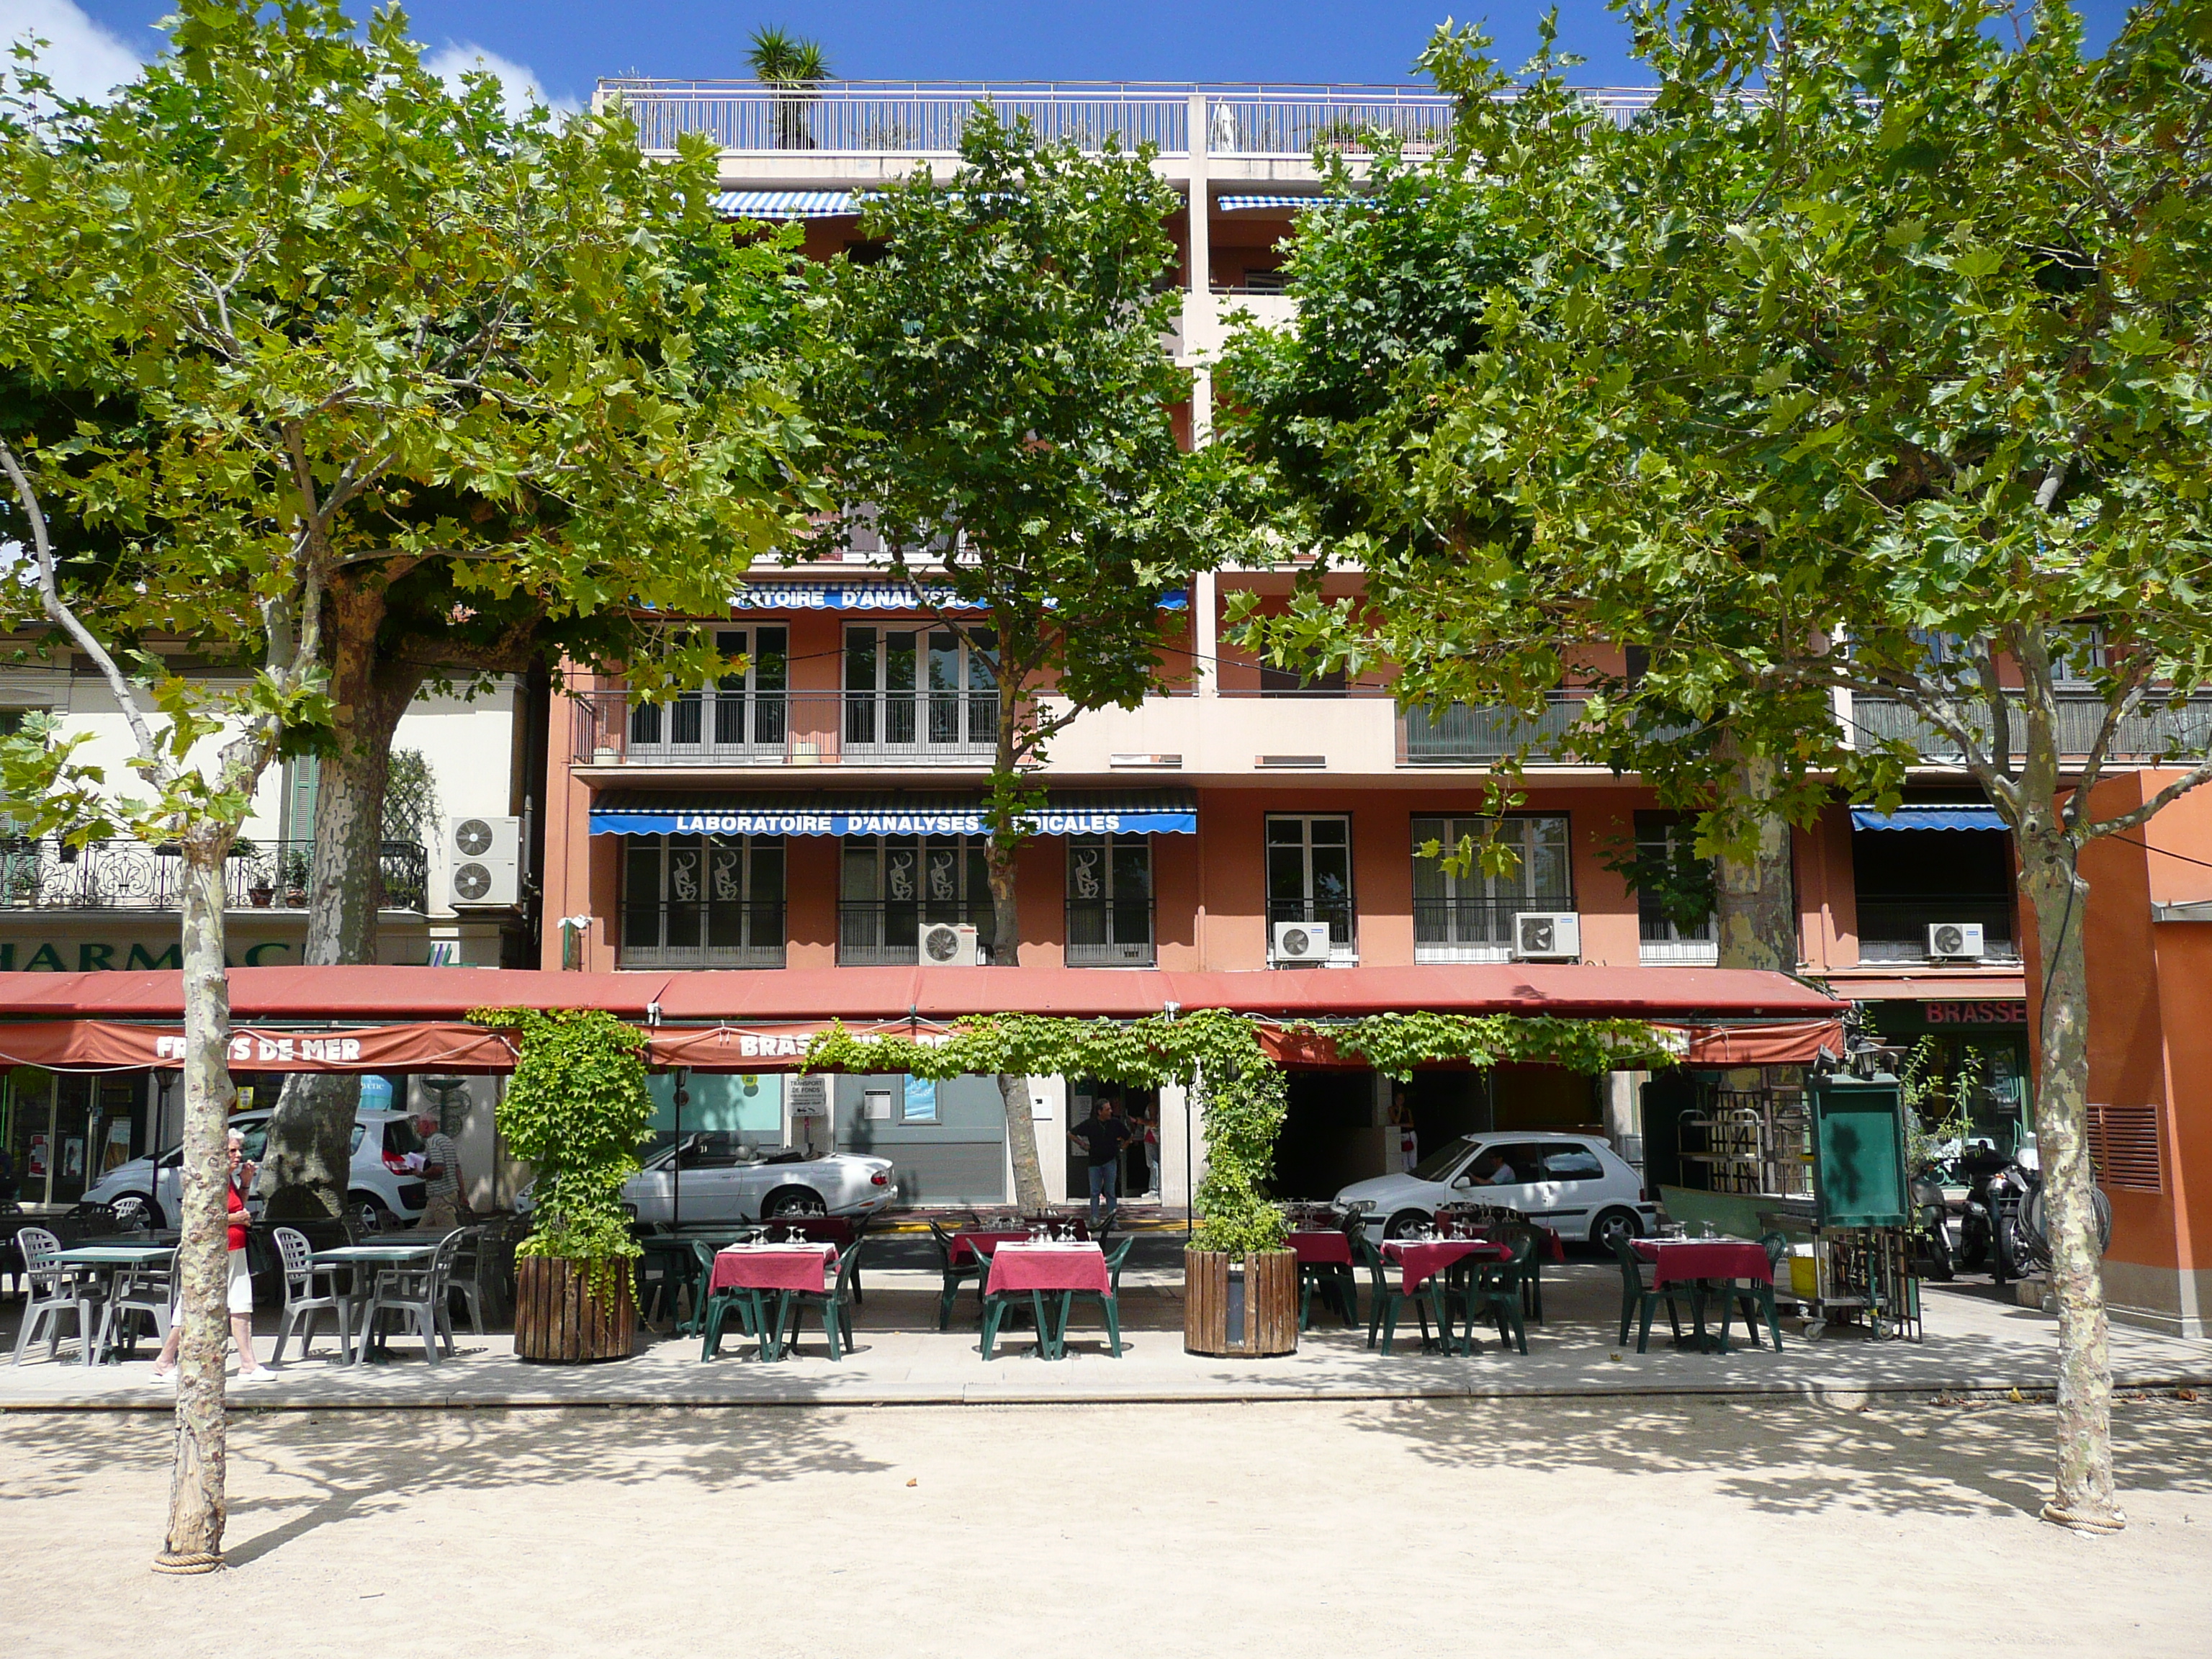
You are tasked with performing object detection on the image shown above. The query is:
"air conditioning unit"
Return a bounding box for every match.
[1927,921,1987,961]
[918,921,980,967]
[1513,911,1583,961]
[1271,919,1331,965]
[444,815,520,908]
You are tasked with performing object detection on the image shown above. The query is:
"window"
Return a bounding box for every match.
[1539,1144,1607,1182]
[1852,821,2015,964]
[840,835,994,965]
[1258,649,1346,698]
[629,628,788,755]
[621,835,786,968]
[1411,815,1570,962]
[1633,811,1717,964]
[1066,834,1154,966]
[2051,624,2106,688]
[843,625,997,755]
[1267,815,1354,955]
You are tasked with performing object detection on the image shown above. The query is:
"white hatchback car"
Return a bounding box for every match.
[1335,1133,1656,1249]
[82,1107,430,1233]
[619,1133,898,1227]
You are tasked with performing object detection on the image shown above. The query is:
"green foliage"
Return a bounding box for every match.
[1900,1038,1986,1171]
[803,1007,1674,1256]
[382,750,440,846]
[471,1008,652,1295]
[804,108,1249,902]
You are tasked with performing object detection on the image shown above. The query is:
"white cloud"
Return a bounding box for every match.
[0,0,145,102]
[423,41,577,122]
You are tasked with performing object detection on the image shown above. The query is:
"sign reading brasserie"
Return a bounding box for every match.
[1922,999,2028,1026]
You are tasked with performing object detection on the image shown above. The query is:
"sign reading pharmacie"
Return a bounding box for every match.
[595,804,1199,837]
[0,938,295,972]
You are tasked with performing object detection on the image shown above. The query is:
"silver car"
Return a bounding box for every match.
[514,1132,897,1228]
[1335,1132,1655,1249]
[83,1107,430,1233]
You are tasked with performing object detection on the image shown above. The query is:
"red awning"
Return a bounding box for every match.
[0,963,1843,1074]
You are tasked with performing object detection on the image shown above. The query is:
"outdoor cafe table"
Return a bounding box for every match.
[313,1241,441,1364]
[1632,1238,1773,1352]
[982,1241,1109,1359]
[53,1241,178,1364]
[708,1244,838,1361]
[1380,1238,1509,1356]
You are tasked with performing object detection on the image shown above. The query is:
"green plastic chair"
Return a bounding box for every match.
[1059,1236,1133,1358]
[1356,1234,1441,1357]
[1464,1231,1536,1355]
[1297,1233,1360,1331]
[786,1238,867,1361]
[1611,1233,1691,1354]
[930,1221,986,1331]
[976,1244,1058,1361]
[1718,1231,1789,1351]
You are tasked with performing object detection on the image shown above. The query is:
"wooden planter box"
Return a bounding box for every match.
[1183,1248,1298,1357]
[513,1255,636,1363]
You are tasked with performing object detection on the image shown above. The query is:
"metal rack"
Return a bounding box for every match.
[1676,1089,1810,1197]
[1800,1225,1922,1341]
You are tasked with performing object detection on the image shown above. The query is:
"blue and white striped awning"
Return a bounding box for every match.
[590,789,1199,839]
[1215,194,1339,212]
[1850,804,2008,832]
[726,580,1187,612]
[711,191,859,219]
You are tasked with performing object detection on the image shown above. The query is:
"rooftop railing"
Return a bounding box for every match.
[0,837,428,914]
[598,80,1660,158]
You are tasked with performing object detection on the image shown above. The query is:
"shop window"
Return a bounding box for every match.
[842,625,997,755]
[840,834,994,965]
[629,627,788,755]
[1267,815,1355,957]
[1853,822,2017,963]
[1066,834,1154,966]
[620,835,785,968]
[1411,814,1570,962]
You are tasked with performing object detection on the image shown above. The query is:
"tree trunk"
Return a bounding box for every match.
[987,671,1048,1213]
[1712,734,1797,974]
[159,842,235,1570]
[2015,791,2123,1531]
[261,582,424,1218]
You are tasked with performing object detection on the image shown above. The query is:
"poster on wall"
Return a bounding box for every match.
[27,1133,47,1179]
[902,1076,938,1124]
[103,1118,132,1172]
[62,1137,84,1179]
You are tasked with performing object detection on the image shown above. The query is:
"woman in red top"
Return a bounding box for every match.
[149,1127,271,1385]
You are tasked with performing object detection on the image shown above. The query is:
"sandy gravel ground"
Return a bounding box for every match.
[3,1394,2207,1658]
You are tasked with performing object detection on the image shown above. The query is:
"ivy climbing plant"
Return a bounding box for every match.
[804,1009,1676,1258]
[470,1007,654,1297]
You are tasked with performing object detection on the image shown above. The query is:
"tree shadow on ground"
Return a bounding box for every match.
[1341,1392,2212,1522]
[0,1404,891,1565]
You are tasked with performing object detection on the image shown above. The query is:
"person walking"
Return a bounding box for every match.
[417,1113,468,1231]
[1069,1098,1133,1231]
[149,1126,269,1384]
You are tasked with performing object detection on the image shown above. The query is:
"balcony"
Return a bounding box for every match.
[1399,695,1613,765]
[838,902,996,966]
[618,902,786,970]
[0,837,428,914]
[1413,896,1572,964]
[1855,899,2020,965]
[1851,694,2212,765]
[574,688,998,770]
[1066,899,1156,968]
[1267,897,1357,964]
[604,82,1660,161]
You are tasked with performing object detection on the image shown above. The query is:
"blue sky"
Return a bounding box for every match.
[26,1,2144,110]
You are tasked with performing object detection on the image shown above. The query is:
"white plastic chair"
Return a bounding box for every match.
[269,1226,354,1365]
[10,1227,99,1366]
[358,1231,463,1365]
[95,1246,178,1362]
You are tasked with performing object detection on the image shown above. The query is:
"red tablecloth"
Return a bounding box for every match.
[1290,1231,1354,1268]
[1382,1238,1506,1294]
[985,1242,1110,1297]
[710,1244,837,1295]
[1632,1239,1772,1287]
[951,1229,1039,1268]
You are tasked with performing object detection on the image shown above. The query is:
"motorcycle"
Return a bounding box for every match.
[2008,1156,2113,1277]
[1910,1166,1958,1280]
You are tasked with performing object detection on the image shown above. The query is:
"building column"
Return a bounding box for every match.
[1604,1070,1647,1171]
[1185,91,1212,446]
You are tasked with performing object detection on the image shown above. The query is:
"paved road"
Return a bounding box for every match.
[3,1394,2206,1658]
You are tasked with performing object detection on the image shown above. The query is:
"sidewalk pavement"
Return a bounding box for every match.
[4,1262,2206,1411]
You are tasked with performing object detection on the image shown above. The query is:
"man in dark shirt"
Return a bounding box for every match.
[1069,1099,1134,1230]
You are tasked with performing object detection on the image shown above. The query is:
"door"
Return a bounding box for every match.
[669,1133,753,1223]
[1455,1141,1549,1214]
[1530,1141,1609,1230]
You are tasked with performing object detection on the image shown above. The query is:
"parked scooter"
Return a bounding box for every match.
[2009,1156,2113,1277]
[1910,1166,1957,1280]
[1951,1145,2020,1283]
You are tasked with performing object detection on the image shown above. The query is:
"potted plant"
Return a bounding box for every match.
[1182,1048,1298,1357]
[475,1007,652,1362]
[279,848,310,907]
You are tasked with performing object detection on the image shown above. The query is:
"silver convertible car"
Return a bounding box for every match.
[619,1133,897,1227]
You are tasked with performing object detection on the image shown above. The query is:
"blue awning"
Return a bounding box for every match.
[591,789,1199,839]
[1851,804,2008,832]
[1215,194,1339,212]
[727,581,1186,612]
[711,191,859,219]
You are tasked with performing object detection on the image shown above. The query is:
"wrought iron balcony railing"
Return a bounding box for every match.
[1065,899,1156,967]
[1848,694,2212,765]
[1411,895,1575,961]
[1855,899,2020,965]
[0,837,428,914]
[837,901,997,966]
[574,688,999,768]
[617,901,787,969]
